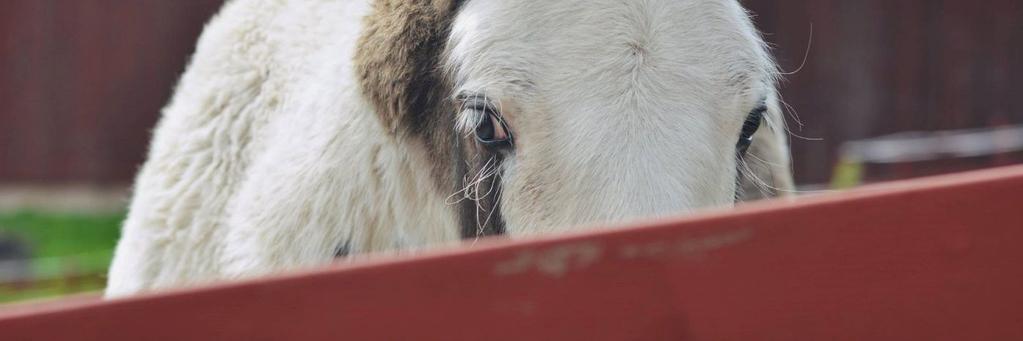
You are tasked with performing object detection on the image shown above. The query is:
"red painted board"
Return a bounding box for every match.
[1,166,1022,340]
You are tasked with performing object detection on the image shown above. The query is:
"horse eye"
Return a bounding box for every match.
[736,105,766,156]
[475,111,512,148]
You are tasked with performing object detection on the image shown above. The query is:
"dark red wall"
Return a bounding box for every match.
[0,0,223,184]
[746,0,1023,182]
[1,1,1021,185]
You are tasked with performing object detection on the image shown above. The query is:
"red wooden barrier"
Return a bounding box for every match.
[1,166,1022,340]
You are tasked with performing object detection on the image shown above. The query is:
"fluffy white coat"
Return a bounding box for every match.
[107,0,791,297]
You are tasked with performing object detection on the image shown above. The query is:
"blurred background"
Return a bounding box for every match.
[1,0,1021,304]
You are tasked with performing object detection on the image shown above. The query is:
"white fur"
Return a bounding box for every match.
[107,0,791,297]
[107,0,459,296]
[447,0,785,234]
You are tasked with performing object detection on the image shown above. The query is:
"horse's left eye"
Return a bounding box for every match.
[736,105,766,156]
[475,110,513,148]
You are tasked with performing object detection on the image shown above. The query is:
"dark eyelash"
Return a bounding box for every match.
[455,92,514,150]
[475,111,513,148]
[736,104,767,156]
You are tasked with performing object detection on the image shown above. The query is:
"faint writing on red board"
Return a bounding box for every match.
[493,242,604,278]
[619,228,755,261]
[493,229,755,277]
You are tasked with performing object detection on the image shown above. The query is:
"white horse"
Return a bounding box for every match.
[106,0,793,297]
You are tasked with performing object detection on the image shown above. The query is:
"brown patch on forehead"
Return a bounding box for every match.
[354,0,462,191]
[356,0,506,238]
[355,0,462,135]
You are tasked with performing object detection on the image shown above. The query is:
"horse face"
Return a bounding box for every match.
[445,0,784,235]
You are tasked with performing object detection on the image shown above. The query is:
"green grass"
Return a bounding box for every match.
[0,211,124,258]
[0,210,124,304]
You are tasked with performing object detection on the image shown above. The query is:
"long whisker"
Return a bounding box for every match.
[445,156,498,205]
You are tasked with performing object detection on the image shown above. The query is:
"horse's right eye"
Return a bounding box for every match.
[475,110,513,149]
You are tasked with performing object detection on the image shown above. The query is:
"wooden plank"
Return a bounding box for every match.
[1,165,1021,340]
